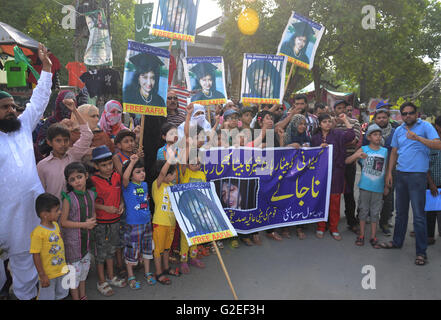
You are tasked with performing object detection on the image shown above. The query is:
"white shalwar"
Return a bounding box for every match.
[0,71,52,299]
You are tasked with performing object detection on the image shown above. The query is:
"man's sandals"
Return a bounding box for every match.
[415,255,428,266]
[155,267,180,285]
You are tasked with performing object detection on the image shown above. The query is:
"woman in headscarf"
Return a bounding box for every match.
[98,100,128,140]
[35,90,76,162]
[245,60,281,99]
[190,62,225,102]
[177,103,212,139]
[280,21,314,65]
[284,114,311,148]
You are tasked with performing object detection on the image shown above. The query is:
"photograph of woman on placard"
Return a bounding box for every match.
[125,52,166,107]
[280,21,315,65]
[245,59,281,99]
[159,0,197,35]
[215,178,258,211]
[190,62,226,102]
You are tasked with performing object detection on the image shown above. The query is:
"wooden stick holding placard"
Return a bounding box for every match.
[212,240,238,300]
[138,114,145,149]
[207,105,211,124]
[284,62,296,98]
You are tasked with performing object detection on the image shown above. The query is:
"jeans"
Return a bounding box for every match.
[393,171,428,257]
[344,162,358,227]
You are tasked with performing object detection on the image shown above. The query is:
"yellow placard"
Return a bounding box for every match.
[123,103,167,117]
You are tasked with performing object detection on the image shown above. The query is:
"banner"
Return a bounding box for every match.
[122,40,170,116]
[84,9,113,67]
[240,54,287,105]
[277,12,325,70]
[201,146,333,234]
[150,0,200,43]
[184,56,227,105]
[168,182,237,246]
[135,3,180,49]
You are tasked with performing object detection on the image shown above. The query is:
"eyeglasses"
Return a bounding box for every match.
[167,96,178,100]
[401,111,416,116]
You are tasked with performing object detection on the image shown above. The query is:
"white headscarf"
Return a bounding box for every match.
[178,104,212,138]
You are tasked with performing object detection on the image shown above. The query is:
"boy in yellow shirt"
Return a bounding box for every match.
[152,159,179,285]
[30,193,69,300]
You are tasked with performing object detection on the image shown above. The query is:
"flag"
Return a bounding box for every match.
[169,85,190,110]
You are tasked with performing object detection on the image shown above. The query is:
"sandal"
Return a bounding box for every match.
[96,281,115,296]
[316,230,324,239]
[190,258,205,268]
[107,276,127,288]
[266,231,282,241]
[80,295,88,300]
[210,243,217,253]
[241,237,254,246]
[116,268,127,280]
[217,241,224,249]
[379,241,400,249]
[164,267,181,277]
[296,227,306,240]
[281,230,291,239]
[330,232,342,241]
[355,236,365,246]
[230,239,240,248]
[197,245,210,257]
[127,277,141,290]
[155,272,171,285]
[252,234,262,246]
[415,255,427,266]
[369,238,381,249]
[180,262,190,274]
[144,272,157,285]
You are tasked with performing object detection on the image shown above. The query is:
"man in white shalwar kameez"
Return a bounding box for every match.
[0,44,52,300]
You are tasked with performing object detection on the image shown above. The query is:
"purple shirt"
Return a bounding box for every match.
[311,128,355,194]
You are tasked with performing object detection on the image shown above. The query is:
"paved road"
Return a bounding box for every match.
[85,171,441,300]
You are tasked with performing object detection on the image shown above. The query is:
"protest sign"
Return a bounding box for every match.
[184,56,227,106]
[122,40,170,117]
[241,53,287,105]
[201,146,333,234]
[150,0,200,43]
[277,12,325,70]
[135,3,180,49]
[84,9,113,67]
[167,182,237,246]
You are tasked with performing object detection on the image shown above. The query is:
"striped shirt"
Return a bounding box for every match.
[167,109,187,127]
[334,117,361,155]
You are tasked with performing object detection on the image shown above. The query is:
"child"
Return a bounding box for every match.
[157,122,179,161]
[37,98,93,204]
[346,124,388,248]
[60,162,97,300]
[30,193,69,300]
[122,154,156,289]
[311,113,355,240]
[91,145,126,296]
[240,107,254,130]
[113,129,143,175]
[152,159,180,285]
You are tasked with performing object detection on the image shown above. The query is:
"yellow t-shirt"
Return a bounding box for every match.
[180,168,206,184]
[30,222,67,280]
[152,179,176,227]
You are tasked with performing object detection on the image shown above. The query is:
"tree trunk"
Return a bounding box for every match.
[359,64,367,103]
[312,64,322,103]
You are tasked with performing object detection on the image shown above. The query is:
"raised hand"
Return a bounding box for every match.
[130,153,139,163]
[186,103,194,115]
[62,98,76,112]
[38,43,52,72]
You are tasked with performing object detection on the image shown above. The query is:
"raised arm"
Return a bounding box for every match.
[122,154,138,188]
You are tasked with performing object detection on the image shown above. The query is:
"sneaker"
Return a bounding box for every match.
[380,225,392,236]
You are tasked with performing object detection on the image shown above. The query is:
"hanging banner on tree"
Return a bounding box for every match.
[277,12,325,70]
[135,3,180,49]
[122,40,170,116]
[150,0,200,43]
[184,56,227,105]
[200,146,333,234]
[168,182,237,246]
[84,9,113,67]
[240,53,287,105]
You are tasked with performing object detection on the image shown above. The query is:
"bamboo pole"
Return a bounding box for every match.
[284,62,296,97]
[212,240,238,300]
[138,114,145,151]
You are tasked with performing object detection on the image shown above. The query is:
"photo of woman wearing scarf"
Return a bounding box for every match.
[244,60,281,99]
[124,52,166,108]
[280,21,315,65]
[99,100,128,139]
[189,62,225,102]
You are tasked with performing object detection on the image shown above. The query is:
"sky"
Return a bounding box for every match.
[196,0,223,35]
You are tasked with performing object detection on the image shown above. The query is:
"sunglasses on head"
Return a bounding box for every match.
[167,96,178,100]
[401,111,416,116]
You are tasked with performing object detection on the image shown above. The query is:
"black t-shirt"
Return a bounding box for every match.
[79,70,103,97]
[98,68,120,95]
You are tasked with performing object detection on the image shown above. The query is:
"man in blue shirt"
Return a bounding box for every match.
[381,102,441,266]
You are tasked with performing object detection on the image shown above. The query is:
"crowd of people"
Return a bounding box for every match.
[1,44,441,300]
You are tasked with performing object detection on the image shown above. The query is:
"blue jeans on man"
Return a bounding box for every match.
[392,171,428,257]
